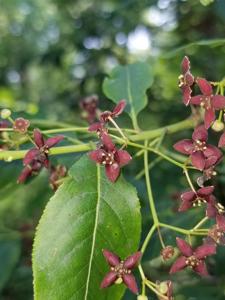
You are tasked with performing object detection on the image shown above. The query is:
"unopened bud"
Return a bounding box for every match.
[137,295,148,300]
[212,120,224,132]
[161,246,174,261]
[158,282,169,294]
[1,109,11,119]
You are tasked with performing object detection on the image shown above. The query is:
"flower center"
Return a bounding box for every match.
[178,75,185,87]
[216,202,225,214]
[101,151,115,165]
[208,226,224,244]
[186,255,200,268]
[200,96,212,110]
[110,261,131,278]
[193,196,206,207]
[193,140,207,152]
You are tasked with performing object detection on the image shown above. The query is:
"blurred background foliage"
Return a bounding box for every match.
[0,0,225,299]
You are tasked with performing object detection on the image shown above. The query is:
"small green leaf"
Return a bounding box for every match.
[103,62,153,130]
[33,155,141,300]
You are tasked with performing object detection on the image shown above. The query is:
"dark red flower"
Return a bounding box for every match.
[18,129,63,183]
[190,78,225,129]
[13,117,30,133]
[89,132,132,182]
[196,160,218,187]
[49,165,67,190]
[178,56,194,106]
[101,249,142,294]
[205,195,225,219]
[156,280,173,300]
[80,95,99,124]
[88,122,106,136]
[161,246,174,261]
[100,100,126,123]
[207,215,225,245]
[173,125,222,170]
[170,238,216,276]
[179,186,215,216]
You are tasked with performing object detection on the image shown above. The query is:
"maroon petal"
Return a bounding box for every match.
[206,202,217,218]
[123,251,142,269]
[204,156,219,168]
[182,86,192,106]
[194,244,216,259]
[191,151,205,170]
[204,145,222,160]
[211,95,225,110]
[101,132,115,151]
[105,163,120,182]
[169,256,187,274]
[45,136,64,148]
[23,149,40,165]
[100,271,117,288]
[192,125,208,142]
[181,190,196,202]
[181,56,190,74]
[176,238,193,256]
[193,261,209,276]
[33,129,45,148]
[197,186,214,197]
[89,149,105,163]
[122,274,138,294]
[196,78,212,96]
[204,108,215,129]
[179,198,194,212]
[112,100,126,117]
[17,166,32,183]
[185,72,194,86]
[102,249,120,266]
[216,215,225,230]
[218,132,225,148]
[116,150,132,167]
[190,95,202,105]
[173,139,193,155]
[88,122,103,132]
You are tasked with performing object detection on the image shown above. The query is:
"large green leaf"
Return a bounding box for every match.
[33,155,141,300]
[103,62,153,130]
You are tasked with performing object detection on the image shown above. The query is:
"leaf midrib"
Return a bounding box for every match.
[84,164,101,300]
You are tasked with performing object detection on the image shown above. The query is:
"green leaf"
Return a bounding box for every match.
[103,62,153,130]
[0,235,21,292]
[33,155,141,300]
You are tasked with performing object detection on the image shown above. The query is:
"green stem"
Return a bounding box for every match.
[129,118,195,142]
[141,224,156,253]
[0,144,92,161]
[144,141,159,225]
[159,223,208,236]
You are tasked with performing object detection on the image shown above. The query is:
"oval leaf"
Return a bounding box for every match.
[33,155,141,300]
[103,62,153,129]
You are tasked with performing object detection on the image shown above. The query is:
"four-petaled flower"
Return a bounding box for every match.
[190,78,225,129]
[100,249,142,294]
[179,186,215,216]
[179,56,194,106]
[18,129,63,183]
[170,238,216,276]
[99,100,126,123]
[13,117,30,133]
[173,125,222,170]
[207,215,225,245]
[89,132,132,182]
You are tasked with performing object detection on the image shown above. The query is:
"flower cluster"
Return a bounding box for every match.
[169,56,225,278]
[88,100,132,182]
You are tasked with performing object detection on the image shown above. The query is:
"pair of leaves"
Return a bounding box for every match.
[33,155,141,300]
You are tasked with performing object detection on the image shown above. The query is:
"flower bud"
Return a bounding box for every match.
[161,246,174,260]
[1,109,11,119]
[212,120,224,132]
[137,295,148,300]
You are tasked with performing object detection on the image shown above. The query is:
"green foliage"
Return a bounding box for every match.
[103,62,154,130]
[33,155,141,300]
